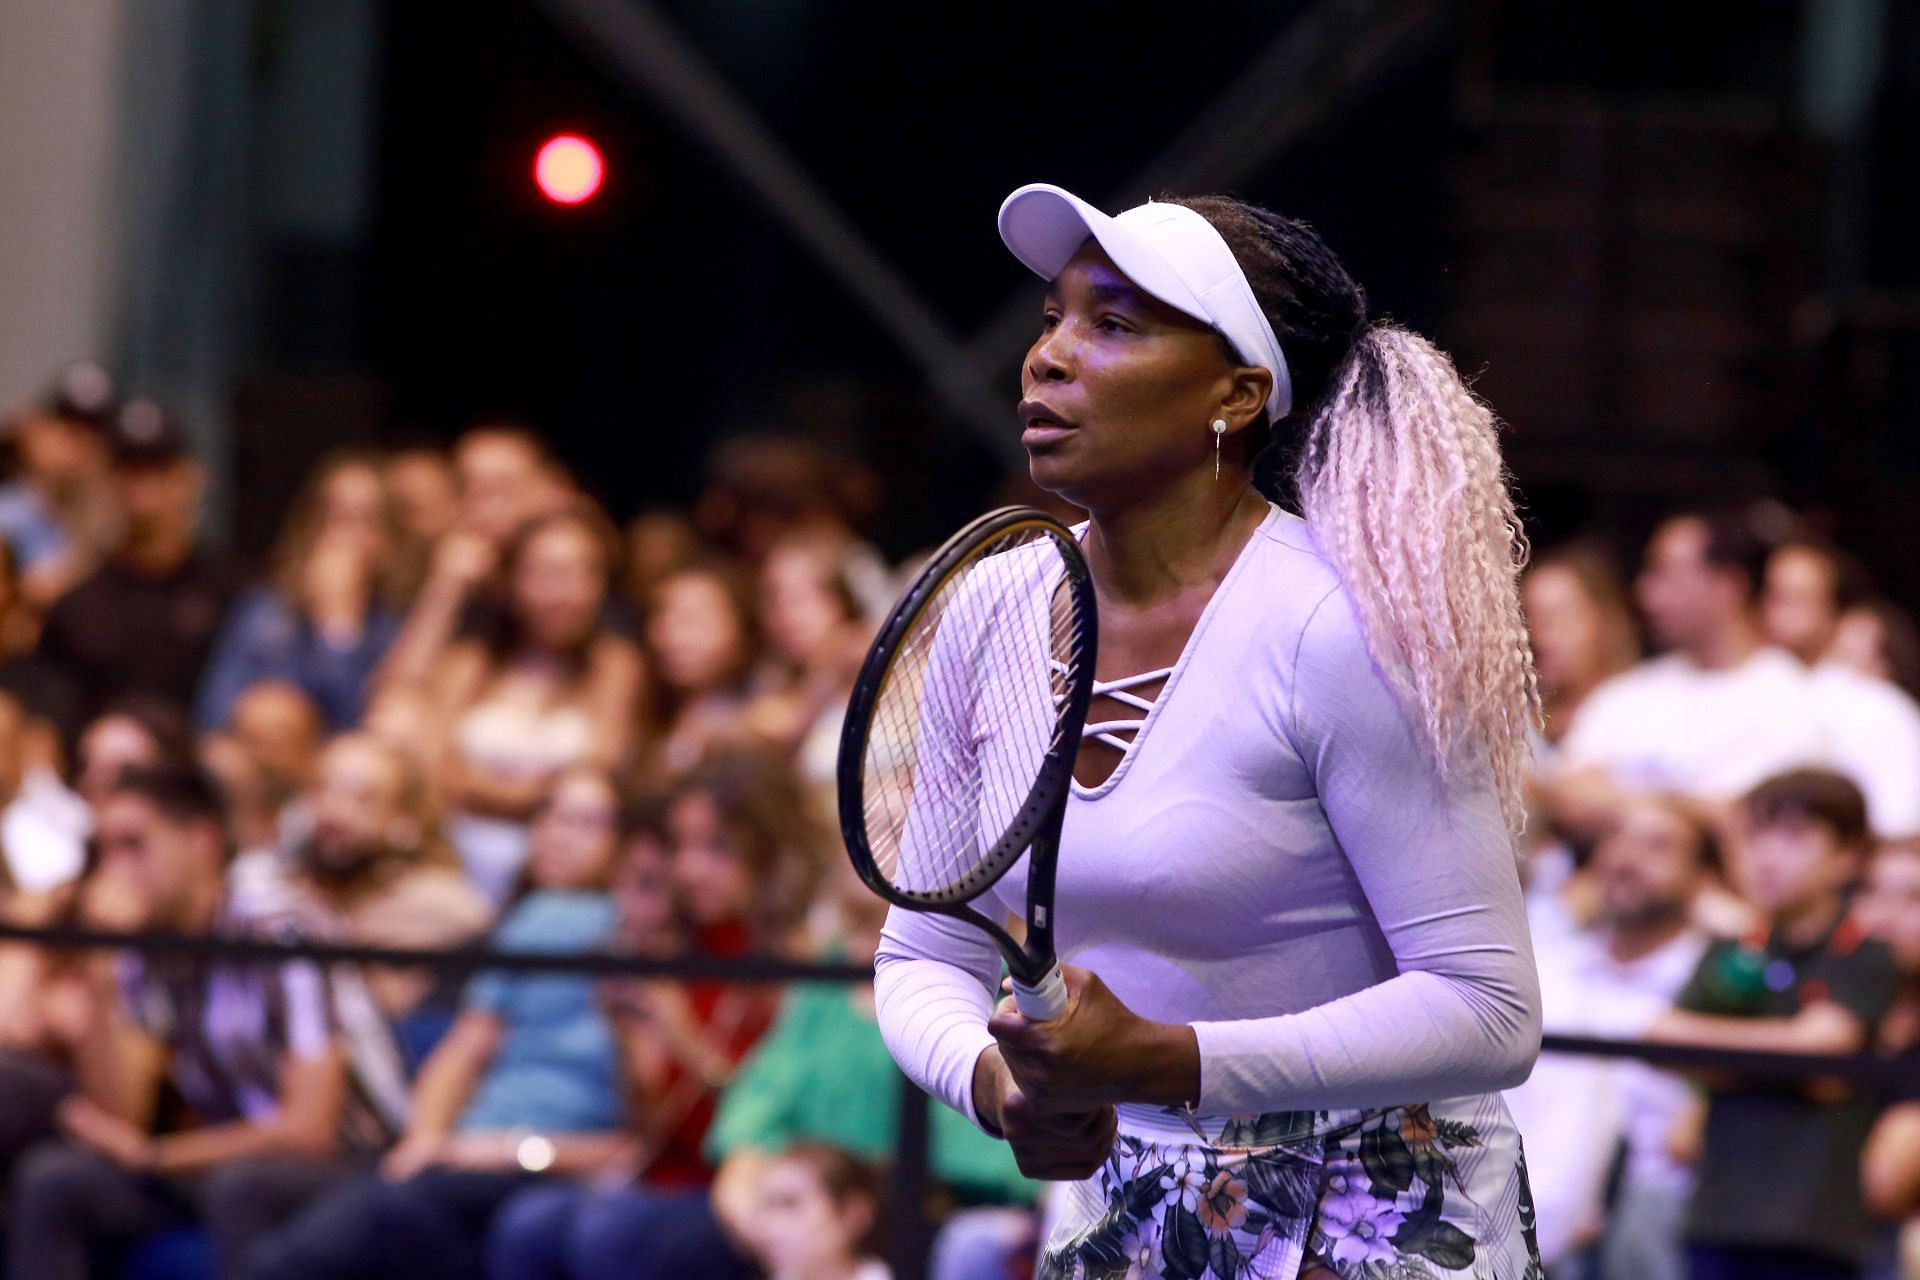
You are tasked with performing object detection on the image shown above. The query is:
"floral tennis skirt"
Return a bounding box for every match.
[1039,1094,1542,1280]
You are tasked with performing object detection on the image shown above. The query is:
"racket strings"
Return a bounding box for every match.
[858,524,1092,900]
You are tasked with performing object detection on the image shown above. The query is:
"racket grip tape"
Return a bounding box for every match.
[1011,963,1068,1020]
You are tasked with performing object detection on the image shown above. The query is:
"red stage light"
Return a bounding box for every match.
[534,134,604,205]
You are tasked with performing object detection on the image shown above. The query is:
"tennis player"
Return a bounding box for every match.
[873,186,1545,1279]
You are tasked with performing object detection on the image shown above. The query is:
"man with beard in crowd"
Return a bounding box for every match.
[277,734,491,1055]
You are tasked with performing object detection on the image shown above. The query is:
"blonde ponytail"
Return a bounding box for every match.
[1294,323,1541,833]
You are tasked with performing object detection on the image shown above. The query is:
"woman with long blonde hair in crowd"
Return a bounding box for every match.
[875,186,1543,1279]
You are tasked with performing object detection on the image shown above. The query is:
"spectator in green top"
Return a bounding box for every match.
[483,856,1035,1280]
[1645,767,1902,1280]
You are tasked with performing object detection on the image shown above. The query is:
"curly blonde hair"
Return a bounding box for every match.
[1170,198,1541,832]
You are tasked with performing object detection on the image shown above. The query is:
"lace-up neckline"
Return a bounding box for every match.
[1056,503,1282,799]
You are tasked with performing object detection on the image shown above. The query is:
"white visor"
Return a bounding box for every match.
[998,183,1293,422]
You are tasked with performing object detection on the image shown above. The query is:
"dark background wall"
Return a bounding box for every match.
[228,0,1920,596]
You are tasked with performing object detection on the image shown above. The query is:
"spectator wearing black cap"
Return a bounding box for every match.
[0,362,121,610]
[35,400,244,740]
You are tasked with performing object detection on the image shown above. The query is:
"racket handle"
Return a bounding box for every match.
[1011,963,1068,1021]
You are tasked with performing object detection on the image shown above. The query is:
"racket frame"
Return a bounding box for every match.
[837,506,1096,994]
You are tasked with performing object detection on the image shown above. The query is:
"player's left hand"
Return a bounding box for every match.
[988,965,1198,1115]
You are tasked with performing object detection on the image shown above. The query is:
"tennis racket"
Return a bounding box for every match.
[838,506,1098,1020]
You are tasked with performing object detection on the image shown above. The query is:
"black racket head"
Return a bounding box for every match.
[837,507,1097,909]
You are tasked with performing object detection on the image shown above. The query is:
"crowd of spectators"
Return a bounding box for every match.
[1516,511,1920,1280]
[0,365,1030,1280]
[0,362,1914,1280]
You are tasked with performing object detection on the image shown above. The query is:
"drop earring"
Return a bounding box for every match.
[1212,419,1227,480]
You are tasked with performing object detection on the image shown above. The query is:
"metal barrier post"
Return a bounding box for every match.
[889,1073,934,1280]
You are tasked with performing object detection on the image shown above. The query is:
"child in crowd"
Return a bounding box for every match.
[1647,768,1902,1280]
[751,1142,892,1280]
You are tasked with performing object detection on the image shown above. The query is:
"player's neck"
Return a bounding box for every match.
[1084,477,1268,606]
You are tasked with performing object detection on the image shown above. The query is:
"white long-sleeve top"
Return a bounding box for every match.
[873,503,1542,1135]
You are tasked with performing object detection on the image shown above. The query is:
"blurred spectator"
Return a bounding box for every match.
[1856,841,1920,1056]
[743,529,873,811]
[0,833,106,1228]
[0,690,87,894]
[206,679,322,859]
[1858,842,1920,1277]
[1829,599,1920,704]
[693,435,854,567]
[8,764,388,1279]
[1519,542,1642,932]
[1523,542,1641,750]
[621,510,702,616]
[482,752,816,1280]
[1862,1104,1920,1275]
[456,424,570,549]
[748,1143,891,1280]
[0,362,121,610]
[429,505,642,905]
[1764,539,1872,666]
[281,734,490,1021]
[242,768,637,1280]
[0,541,42,661]
[72,697,196,813]
[490,852,1027,1280]
[1548,512,1823,841]
[1760,539,1920,840]
[640,562,759,779]
[692,433,896,618]
[36,401,244,740]
[377,424,569,695]
[0,539,86,767]
[659,750,823,957]
[382,446,460,603]
[197,452,404,732]
[1508,797,1712,1280]
[1647,769,1902,1280]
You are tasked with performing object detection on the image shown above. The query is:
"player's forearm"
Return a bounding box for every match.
[1190,970,1539,1114]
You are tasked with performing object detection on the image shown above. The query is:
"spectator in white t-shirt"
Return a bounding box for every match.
[1505,796,1712,1279]
[1547,513,1824,843]
[1763,539,1920,840]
